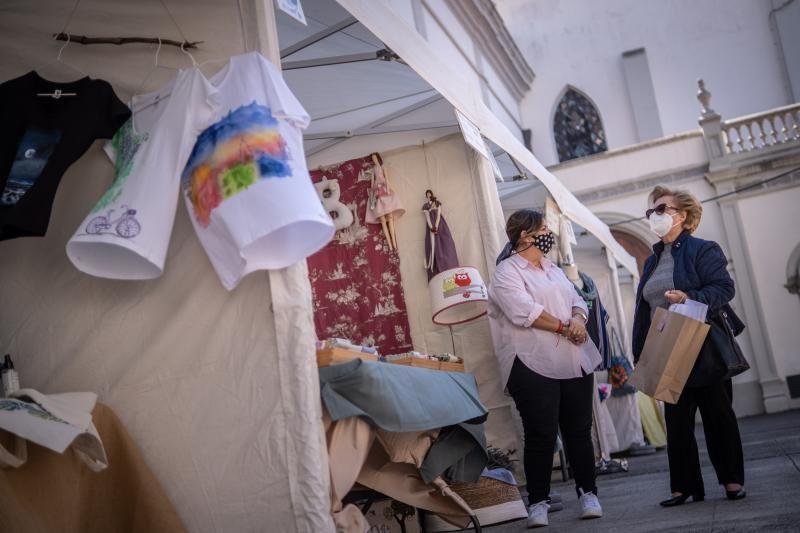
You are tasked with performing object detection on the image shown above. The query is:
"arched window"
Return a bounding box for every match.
[786,243,800,299]
[553,87,608,163]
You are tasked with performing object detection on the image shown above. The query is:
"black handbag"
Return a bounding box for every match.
[708,309,750,380]
[686,307,749,388]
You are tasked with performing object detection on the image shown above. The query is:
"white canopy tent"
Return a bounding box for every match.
[274,0,636,276]
[0,1,635,532]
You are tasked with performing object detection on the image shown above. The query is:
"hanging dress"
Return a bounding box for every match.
[365,154,404,225]
[423,200,459,281]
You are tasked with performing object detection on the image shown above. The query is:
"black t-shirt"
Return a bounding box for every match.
[0,72,130,240]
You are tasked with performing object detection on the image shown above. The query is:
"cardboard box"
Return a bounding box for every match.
[363,499,421,533]
[316,347,379,368]
[387,357,464,373]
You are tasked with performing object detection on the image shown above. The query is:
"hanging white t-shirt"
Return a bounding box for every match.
[181,52,334,290]
[66,69,215,279]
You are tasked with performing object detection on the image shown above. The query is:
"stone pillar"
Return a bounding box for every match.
[716,186,789,413]
[605,247,632,357]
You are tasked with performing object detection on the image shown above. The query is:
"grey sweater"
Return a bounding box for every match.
[642,243,674,320]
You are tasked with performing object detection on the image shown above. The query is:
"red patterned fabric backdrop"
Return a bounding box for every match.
[308,155,413,355]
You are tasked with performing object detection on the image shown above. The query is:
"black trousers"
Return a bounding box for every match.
[664,379,744,496]
[507,357,596,504]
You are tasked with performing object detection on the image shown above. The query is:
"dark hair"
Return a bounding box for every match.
[506,209,544,248]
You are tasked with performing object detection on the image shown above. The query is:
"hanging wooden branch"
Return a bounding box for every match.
[53,32,202,49]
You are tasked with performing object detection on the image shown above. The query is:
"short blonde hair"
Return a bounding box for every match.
[649,185,702,233]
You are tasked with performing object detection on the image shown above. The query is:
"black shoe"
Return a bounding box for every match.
[726,488,746,500]
[659,493,704,507]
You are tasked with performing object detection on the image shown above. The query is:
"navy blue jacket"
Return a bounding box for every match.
[632,230,743,364]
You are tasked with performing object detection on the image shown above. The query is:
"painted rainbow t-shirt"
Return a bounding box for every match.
[182,101,291,227]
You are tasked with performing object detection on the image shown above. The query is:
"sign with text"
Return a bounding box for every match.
[455,109,489,160]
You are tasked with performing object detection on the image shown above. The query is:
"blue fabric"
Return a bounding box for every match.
[318,359,488,432]
[596,302,612,370]
[481,467,518,486]
[632,231,743,364]
[574,271,612,370]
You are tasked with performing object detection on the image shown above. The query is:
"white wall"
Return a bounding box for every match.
[419,0,525,138]
[497,0,793,166]
[552,133,707,193]
[738,188,800,387]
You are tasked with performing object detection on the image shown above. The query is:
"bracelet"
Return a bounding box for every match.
[572,312,587,323]
[556,320,564,335]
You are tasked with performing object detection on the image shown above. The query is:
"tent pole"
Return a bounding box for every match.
[283,49,399,70]
[251,1,335,530]
[304,121,457,140]
[605,246,632,358]
[307,94,443,157]
[280,16,359,58]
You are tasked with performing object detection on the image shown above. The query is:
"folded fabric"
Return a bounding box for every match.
[318,359,487,432]
[0,389,107,471]
[421,422,487,484]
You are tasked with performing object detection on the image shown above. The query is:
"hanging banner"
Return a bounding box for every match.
[544,195,561,236]
[455,109,489,160]
[277,0,307,25]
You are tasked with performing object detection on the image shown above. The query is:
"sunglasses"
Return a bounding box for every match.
[646,203,679,219]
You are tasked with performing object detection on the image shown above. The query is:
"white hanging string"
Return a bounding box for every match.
[57,0,83,39]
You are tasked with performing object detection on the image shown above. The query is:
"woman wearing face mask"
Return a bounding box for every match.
[489,209,603,528]
[632,186,746,507]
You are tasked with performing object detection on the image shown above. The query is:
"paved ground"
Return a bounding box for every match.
[486,409,800,532]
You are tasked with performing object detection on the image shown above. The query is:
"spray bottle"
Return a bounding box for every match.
[1,354,20,396]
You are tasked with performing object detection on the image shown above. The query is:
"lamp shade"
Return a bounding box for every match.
[429,267,488,325]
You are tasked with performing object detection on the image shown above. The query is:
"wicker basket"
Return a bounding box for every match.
[424,476,527,531]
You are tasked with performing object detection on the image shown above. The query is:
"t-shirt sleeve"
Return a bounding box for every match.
[95,81,131,139]
[256,53,310,130]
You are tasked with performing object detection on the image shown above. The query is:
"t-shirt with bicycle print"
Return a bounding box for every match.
[66,70,214,280]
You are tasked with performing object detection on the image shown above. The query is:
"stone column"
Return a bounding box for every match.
[716,186,789,413]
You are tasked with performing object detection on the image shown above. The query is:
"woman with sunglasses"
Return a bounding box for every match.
[488,209,603,528]
[632,186,746,507]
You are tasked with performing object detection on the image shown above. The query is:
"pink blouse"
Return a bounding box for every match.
[488,254,602,386]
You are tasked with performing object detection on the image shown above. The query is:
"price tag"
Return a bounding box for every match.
[277,0,307,25]
[484,140,504,181]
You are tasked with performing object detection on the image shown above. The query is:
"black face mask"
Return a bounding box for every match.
[532,231,556,255]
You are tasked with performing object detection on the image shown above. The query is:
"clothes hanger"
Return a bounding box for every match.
[130,37,182,111]
[35,33,87,98]
[179,41,199,68]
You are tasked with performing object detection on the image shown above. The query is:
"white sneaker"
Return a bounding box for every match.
[579,489,603,519]
[526,500,550,528]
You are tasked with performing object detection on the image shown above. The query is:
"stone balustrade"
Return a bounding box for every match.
[721,104,800,154]
[696,79,800,168]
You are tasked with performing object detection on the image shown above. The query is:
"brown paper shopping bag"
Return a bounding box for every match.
[629,307,710,404]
